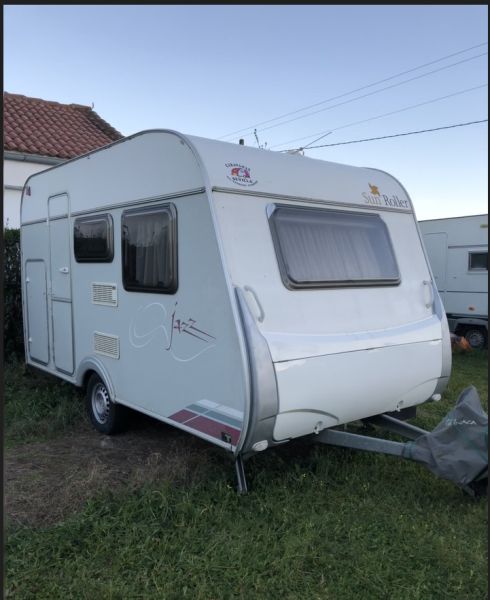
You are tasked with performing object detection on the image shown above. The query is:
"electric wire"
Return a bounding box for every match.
[219,42,488,140]
[271,83,488,149]
[281,119,488,153]
[255,53,487,138]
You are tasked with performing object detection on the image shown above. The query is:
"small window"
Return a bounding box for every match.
[269,205,400,289]
[122,204,177,293]
[469,252,488,271]
[74,214,113,262]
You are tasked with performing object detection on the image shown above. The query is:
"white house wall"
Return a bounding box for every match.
[4,159,51,228]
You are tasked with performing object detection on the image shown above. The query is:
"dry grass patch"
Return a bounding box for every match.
[5,418,214,528]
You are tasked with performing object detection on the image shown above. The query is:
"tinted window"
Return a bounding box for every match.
[269,205,400,289]
[74,214,113,262]
[122,204,177,293]
[469,252,488,271]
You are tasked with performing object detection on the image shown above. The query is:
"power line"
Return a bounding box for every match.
[219,42,488,140]
[222,43,488,140]
[274,84,488,148]
[250,52,487,138]
[281,119,488,152]
[271,83,488,149]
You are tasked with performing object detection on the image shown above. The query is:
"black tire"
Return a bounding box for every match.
[86,373,128,434]
[464,328,487,350]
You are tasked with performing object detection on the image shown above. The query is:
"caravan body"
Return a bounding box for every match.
[21,130,451,457]
[419,215,488,348]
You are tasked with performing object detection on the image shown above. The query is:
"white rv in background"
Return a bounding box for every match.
[419,215,488,349]
[20,130,452,483]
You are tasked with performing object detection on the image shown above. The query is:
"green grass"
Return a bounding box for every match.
[415,349,488,430]
[4,359,86,448]
[5,351,488,599]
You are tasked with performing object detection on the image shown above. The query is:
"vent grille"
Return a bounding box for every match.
[92,283,118,306]
[94,332,120,359]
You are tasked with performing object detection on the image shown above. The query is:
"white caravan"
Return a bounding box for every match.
[419,215,488,348]
[21,130,451,485]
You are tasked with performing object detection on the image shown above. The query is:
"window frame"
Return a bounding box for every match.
[73,213,114,263]
[121,203,178,294]
[268,203,401,290]
[468,251,488,272]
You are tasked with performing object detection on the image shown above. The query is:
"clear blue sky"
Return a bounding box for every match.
[4,5,488,219]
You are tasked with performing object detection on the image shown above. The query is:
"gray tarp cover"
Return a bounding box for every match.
[403,386,488,486]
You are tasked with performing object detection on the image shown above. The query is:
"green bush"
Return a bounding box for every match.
[4,228,24,360]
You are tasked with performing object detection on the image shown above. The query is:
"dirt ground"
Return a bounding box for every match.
[5,415,219,528]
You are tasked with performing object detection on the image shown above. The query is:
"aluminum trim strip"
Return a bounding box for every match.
[22,218,48,226]
[70,188,205,217]
[212,186,414,214]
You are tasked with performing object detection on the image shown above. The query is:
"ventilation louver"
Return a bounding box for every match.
[92,283,118,306]
[94,332,120,359]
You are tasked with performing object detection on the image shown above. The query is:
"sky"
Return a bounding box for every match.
[4,5,488,220]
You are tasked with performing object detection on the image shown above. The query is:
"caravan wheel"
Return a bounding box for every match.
[86,373,128,435]
[464,328,487,350]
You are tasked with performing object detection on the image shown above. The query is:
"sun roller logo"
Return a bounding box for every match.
[362,182,410,209]
[225,163,258,187]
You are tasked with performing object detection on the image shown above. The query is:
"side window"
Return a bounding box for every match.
[121,204,177,293]
[74,214,114,262]
[468,252,488,271]
[269,205,400,289]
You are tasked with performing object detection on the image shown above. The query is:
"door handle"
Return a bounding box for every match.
[59,267,69,274]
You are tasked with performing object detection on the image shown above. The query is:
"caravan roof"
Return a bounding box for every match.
[22,129,413,224]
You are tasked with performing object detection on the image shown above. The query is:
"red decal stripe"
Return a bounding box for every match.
[186,415,241,445]
[169,409,198,424]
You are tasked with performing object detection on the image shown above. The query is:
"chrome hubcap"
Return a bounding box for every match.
[92,383,111,424]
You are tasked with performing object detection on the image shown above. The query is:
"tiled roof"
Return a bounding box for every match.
[4,92,124,159]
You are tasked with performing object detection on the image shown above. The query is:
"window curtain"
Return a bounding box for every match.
[125,211,170,288]
[274,209,398,284]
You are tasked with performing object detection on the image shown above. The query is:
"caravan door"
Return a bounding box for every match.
[25,260,49,364]
[48,194,74,374]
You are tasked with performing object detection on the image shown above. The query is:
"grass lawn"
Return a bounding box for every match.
[4,351,488,599]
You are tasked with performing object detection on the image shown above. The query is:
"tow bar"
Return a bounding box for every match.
[235,386,488,496]
[313,386,488,498]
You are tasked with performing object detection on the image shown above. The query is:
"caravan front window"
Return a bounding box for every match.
[122,204,177,293]
[269,205,400,289]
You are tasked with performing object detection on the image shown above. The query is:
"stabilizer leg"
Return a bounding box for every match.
[235,455,248,494]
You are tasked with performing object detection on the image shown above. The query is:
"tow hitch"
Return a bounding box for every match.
[313,386,488,497]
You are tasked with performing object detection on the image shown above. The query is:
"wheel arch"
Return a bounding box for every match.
[75,356,116,401]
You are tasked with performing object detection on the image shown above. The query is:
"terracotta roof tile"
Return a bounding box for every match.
[3,92,124,159]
